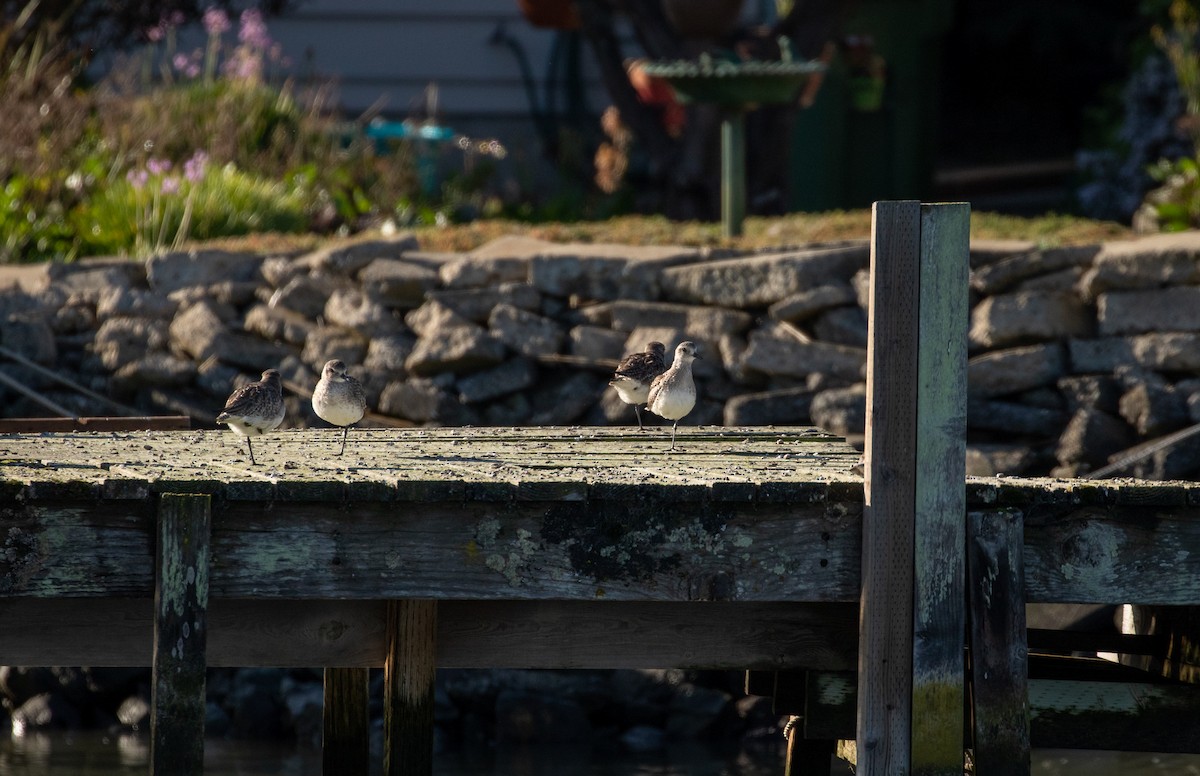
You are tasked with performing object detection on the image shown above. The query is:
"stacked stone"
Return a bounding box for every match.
[4,230,1200,479]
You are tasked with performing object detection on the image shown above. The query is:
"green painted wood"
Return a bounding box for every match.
[968,510,1030,776]
[323,667,370,775]
[384,599,437,776]
[151,493,211,776]
[859,200,921,775]
[911,202,970,776]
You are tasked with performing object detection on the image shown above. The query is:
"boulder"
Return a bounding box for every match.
[243,303,314,345]
[269,274,342,319]
[606,300,753,339]
[967,344,1066,399]
[146,249,262,295]
[811,306,868,348]
[739,325,866,381]
[457,359,538,403]
[569,325,628,362]
[323,288,402,337]
[1097,286,1200,336]
[767,282,858,323]
[1081,232,1200,298]
[1118,382,1188,437]
[303,234,420,276]
[357,258,439,308]
[488,304,565,358]
[969,291,1092,349]
[660,244,867,308]
[405,327,506,376]
[723,387,814,426]
[970,245,1099,295]
[809,383,867,440]
[429,283,541,323]
[1055,408,1137,468]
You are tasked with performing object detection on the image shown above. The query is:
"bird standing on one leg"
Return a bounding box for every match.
[608,341,667,430]
[216,368,285,466]
[312,359,367,456]
[647,341,700,450]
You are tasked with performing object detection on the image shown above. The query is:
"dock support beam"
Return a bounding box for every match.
[384,599,438,776]
[152,493,211,776]
[323,667,371,774]
[859,201,969,775]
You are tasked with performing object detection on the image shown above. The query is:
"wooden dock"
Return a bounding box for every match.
[5,203,1200,775]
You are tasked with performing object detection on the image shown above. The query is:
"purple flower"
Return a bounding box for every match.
[126,169,149,190]
[160,176,180,195]
[174,50,202,78]
[147,158,172,176]
[183,151,209,183]
[203,7,230,36]
[145,24,165,42]
[238,9,272,50]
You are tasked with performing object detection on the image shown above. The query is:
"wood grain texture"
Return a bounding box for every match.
[859,200,921,775]
[324,667,370,775]
[968,510,1030,776]
[384,599,437,776]
[151,494,210,776]
[911,202,970,775]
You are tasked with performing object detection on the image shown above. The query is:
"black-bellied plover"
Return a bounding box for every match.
[647,341,700,450]
[609,341,667,430]
[216,368,285,466]
[312,359,367,456]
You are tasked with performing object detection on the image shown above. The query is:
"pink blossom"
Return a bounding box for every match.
[238,9,272,50]
[147,158,172,176]
[160,176,180,195]
[203,7,230,36]
[126,169,149,189]
[183,151,209,183]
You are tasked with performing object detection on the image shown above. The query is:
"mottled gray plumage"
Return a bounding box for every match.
[312,359,367,456]
[647,341,700,450]
[608,341,667,430]
[216,368,285,466]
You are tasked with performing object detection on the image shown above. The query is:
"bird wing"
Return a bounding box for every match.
[221,382,265,415]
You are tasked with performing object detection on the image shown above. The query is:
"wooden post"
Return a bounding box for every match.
[859,201,970,775]
[323,667,370,775]
[968,510,1030,776]
[911,202,970,776]
[859,200,921,773]
[152,493,211,776]
[384,599,438,776]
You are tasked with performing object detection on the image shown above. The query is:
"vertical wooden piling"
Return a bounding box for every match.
[968,510,1031,776]
[323,667,370,775]
[152,493,211,776]
[911,202,970,776]
[859,200,921,774]
[384,599,438,776]
[859,201,970,775]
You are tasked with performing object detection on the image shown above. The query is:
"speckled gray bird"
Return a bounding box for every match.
[216,368,285,466]
[608,341,667,430]
[312,359,367,456]
[646,341,700,451]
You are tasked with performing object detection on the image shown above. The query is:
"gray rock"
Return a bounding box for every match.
[146,249,262,295]
[809,383,867,439]
[429,283,542,323]
[1057,375,1122,414]
[1097,286,1200,336]
[811,306,868,347]
[97,286,177,319]
[1016,265,1088,294]
[529,372,608,425]
[268,274,342,319]
[739,325,866,381]
[969,291,1092,350]
[457,359,537,403]
[363,333,416,379]
[46,258,144,301]
[1073,333,1200,373]
[1081,232,1200,298]
[851,267,871,309]
[405,299,474,337]
[243,303,314,345]
[304,234,420,276]
[969,238,1038,269]
[405,327,506,376]
[495,690,592,745]
[259,255,306,288]
[569,325,627,362]
[965,444,1037,477]
[767,283,858,322]
[111,353,196,393]
[1,314,56,365]
[484,392,533,425]
[970,245,1099,295]
[357,258,439,308]
[1125,433,1200,480]
[301,325,368,373]
[1055,408,1136,468]
[723,387,814,426]
[967,398,1066,435]
[378,376,478,425]
[528,242,697,301]
[660,244,867,307]
[50,301,96,334]
[967,344,1066,399]
[169,302,225,362]
[196,358,243,399]
[439,254,529,289]
[607,300,754,339]
[1118,383,1188,437]
[488,304,564,358]
[213,331,293,373]
[621,725,667,752]
[324,288,402,337]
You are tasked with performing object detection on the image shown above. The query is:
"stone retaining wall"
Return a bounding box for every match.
[5,230,1200,478]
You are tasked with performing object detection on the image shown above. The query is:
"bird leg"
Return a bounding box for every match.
[338,426,349,456]
[634,405,645,431]
[669,420,679,451]
[245,437,258,466]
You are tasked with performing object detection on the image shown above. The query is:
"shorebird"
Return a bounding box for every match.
[647,341,700,451]
[311,359,367,456]
[608,341,667,430]
[216,368,285,466]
